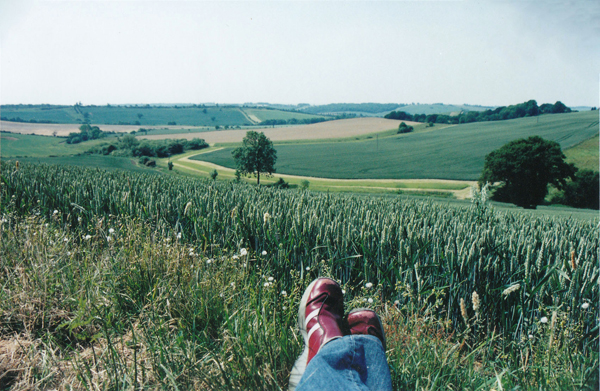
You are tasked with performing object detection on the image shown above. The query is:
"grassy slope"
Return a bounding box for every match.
[564,133,599,172]
[194,111,598,180]
[1,132,116,157]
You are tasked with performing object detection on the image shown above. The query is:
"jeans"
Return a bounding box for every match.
[296,335,392,391]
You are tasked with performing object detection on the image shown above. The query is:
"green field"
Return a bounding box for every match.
[564,134,599,171]
[1,162,597,390]
[1,131,118,157]
[195,111,598,180]
[1,104,328,127]
[242,107,326,122]
[12,155,156,173]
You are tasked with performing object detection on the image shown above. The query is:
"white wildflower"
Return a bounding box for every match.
[261,250,267,256]
[281,290,287,296]
[582,302,590,309]
[540,316,548,324]
[109,228,115,234]
[264,282,270,287]
[243,262,247,267]
[342,289,346,295]
[63,238,68,242]
[240,248,247,256]
[177,232,182,239]
[84,234,91,240]
[67,251,71,256]
[230,282,235,287]
[305,266,310,271]
[233,255,239,260]
[528,334,534,339]
[282,306,287,310]
[107,236,112,242]
[365,282,373,289]
[53,210,58,215]
[268,276,274,282]
[394,300,400,306]
[367,298,374,304]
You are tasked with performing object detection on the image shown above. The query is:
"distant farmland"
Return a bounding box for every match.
[0,104,326,127]
[194,111,598,180]
[140,117,404,143]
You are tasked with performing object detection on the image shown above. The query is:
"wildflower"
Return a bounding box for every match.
[84,234,91,240]
[342,289,346,295]
[305,266,310,271]
[240,248,247,256]
[177,232,182,239]
[263,212,272,223]
[63,238,68,242]
[394,300,400,306]
[281,290,287,296]
[53,210,58,215]
[78,217,82,223]
[528,334,534,339]
[540,316,548,324]
[231,282,235,287]
[107,236,112,242]
[233,255,239,260]
[67,251,71,256]
[268,276,274,282]
[502,284,520,296]
[264,282,270,287]
[582,302,590,309]
[261,250,267,256]
[472,291,480,312]
[243,262,247,267]
[367,298,373,304]
[109,228,115,234]
[365,282,373,289]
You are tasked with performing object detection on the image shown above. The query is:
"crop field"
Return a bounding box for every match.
[0,161,597,389]
[242,107,326,122]
[141,117,403,143]
[1,105,328,127]
[195,111,598,180]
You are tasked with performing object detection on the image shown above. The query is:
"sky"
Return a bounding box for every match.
[0,0,598,107]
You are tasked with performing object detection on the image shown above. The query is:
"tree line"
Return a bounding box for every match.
[385,100,573,125]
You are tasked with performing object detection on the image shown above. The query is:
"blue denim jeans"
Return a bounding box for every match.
[296,334,392,391]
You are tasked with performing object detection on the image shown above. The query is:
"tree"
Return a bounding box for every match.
[232,131,277,185]
[479,136,575,209]
[553,170,599,210]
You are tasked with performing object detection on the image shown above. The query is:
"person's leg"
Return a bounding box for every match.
[289,278,392,391]
[295,334,392,391]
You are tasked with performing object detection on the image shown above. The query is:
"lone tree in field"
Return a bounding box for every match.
[479,136,575,209]
[232,131,277,185]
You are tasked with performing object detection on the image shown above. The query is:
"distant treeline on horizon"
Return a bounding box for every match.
[384,100,589,124]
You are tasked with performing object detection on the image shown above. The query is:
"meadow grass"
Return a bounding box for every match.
[564,134,599,172]
[0,132,116,158]
[0,198,599,390]
[242,108,326,122]
[194,111,598,180]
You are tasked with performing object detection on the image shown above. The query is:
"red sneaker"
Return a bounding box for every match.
[347,308,386,350]
[288,277,345,390]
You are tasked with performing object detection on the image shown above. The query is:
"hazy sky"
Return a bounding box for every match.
[0,0,598,107]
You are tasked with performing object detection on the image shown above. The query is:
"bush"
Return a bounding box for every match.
[397,122,414,134]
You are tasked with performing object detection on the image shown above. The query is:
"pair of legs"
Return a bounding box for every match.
[289,278,392,391]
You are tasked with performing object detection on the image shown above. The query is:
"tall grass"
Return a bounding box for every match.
[1,161,598,389]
